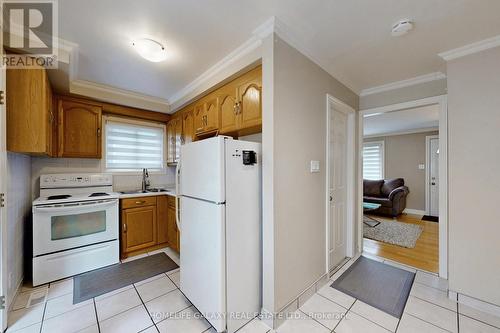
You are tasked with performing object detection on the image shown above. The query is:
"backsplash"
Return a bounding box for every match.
[31,157,176,199]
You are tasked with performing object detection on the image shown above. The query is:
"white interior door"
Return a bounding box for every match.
[429,137,440,216]
[328,103,348,270]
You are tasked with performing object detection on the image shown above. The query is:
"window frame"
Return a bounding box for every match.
[101,115,167,175]
[362,140,385,180]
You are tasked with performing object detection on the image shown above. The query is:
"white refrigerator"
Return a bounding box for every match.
[178,136,262,333]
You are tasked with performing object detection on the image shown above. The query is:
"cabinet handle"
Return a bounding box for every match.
[135,200,146,205]
[97,128,101,137]
[234,102,241,115]
[123,223,127,232]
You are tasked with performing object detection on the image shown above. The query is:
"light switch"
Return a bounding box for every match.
[310,160,320,173]
[418,164,425,170]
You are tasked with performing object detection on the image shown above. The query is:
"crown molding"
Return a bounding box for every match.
[168,16,359,110]
[168,17,276,107]
[438,35,500,61]
[360,72,447,97]
[70,80,170,113]
[168,35,262,109]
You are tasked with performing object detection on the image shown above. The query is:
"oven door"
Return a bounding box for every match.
[33,199,119,256]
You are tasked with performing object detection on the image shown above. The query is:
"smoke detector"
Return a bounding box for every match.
[392,19,413,37]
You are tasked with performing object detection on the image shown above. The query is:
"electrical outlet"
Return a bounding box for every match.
[418,164,425,170]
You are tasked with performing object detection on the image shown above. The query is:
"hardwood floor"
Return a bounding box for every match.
[363,213,439,273]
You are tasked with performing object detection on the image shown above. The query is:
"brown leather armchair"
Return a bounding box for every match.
[363,178,409,217]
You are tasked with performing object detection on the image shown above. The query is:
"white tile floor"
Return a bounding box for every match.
[6,251,500,333]
[276,255,500,333]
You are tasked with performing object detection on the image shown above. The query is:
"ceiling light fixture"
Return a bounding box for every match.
[132,38,167,62]
[391,19,413,37]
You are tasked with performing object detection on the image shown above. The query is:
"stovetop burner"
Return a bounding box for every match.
[89,192,110,197]
[47,195,72,200]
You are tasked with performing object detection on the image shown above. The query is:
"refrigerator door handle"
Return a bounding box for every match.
[175,160,181,232]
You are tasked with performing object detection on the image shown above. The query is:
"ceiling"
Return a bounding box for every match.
[363,104,439,137]
[58,0,500,104]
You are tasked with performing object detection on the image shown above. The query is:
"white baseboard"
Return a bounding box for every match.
[403,208,426,215]
[456,292,500,318]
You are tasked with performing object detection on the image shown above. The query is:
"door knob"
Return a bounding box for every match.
[330,196,333,202]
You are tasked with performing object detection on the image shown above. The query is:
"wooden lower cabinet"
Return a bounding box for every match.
[167,196,179,253]
[157,196,169,245]
[120,195,179,259]
[121,205,157,254]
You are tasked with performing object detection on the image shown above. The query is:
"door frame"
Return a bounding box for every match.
[359,95,448,278]
[425,135,440,216]
[0,56,7,330]
[325,94,357,274]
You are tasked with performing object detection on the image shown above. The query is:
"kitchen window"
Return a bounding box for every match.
[103,116,166,172]
[363,141,384,180]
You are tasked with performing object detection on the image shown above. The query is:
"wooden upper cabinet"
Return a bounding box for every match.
[182,109,195,145]
[193,102,206,134]
[204,97,219,133]
[166,120,176,164]
[219,85,238,134]
[58,99,102,158]
[171,65,262,138]
[6,68,55,155]
[194,96,219,136]
[237,67,262,130]
[174,117,183,163]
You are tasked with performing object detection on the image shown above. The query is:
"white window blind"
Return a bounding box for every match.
[363,141,384,180]
[105,119,165,171]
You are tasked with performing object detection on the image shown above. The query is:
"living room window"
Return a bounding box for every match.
[103,116,166,172]
[363,141,384,180]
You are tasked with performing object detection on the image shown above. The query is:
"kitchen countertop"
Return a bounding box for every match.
[117,187,177,199]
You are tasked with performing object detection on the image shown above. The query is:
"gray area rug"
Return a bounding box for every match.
[363,218,423,248]
[73,253,178,304]
[332,256,415,318]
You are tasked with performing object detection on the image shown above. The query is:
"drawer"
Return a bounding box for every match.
[121,196,157,209]
[167,196,176,208]
[33,240,119,286]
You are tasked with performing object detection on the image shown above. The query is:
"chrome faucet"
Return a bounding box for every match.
[142,168,150,192]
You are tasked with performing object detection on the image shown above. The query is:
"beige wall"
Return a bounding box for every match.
[269,35,358,311]
[360,79,447,110]
[365,131,438,211]
[447,46,500,306]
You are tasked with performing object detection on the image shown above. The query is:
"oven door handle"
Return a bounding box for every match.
[34,200,117,213]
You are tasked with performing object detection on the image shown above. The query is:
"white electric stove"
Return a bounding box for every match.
[32,173,120,285]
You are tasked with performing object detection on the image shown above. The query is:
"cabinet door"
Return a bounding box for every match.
[157,196,169,245]
[58,99,102,158]
[166,121,176,164]
[204,97,219,133]
[122,206,157,254]
[167,206,178,252]
[237,69,262,130]
[219,86,238,134]
[194,103,206,134]
[6,68,52,154]
[182,110,195,145]
[174,118,183,163]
